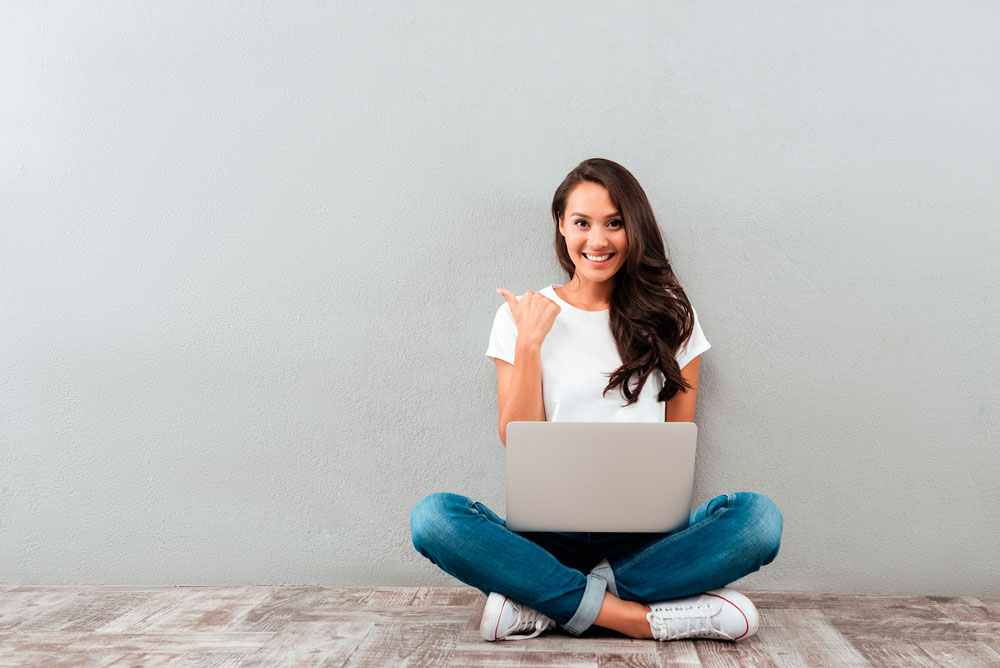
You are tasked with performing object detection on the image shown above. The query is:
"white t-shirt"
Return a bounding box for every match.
[485,285,711,422]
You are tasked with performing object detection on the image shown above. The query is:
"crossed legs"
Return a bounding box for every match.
[410,491,783,637]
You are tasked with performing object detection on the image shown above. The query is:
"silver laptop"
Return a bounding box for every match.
[505,421,698,533]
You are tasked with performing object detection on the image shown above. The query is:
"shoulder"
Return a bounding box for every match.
[493,301,513,321]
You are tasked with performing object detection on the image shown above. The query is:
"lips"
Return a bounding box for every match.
[582,252,615,266]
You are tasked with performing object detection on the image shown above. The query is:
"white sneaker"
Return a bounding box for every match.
[480,591,556,641]
[646,588,759,641]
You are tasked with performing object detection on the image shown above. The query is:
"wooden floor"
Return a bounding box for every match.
[1,586,999,667]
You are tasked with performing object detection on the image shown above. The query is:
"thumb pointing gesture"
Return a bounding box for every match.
[496,288,520,317]
[495,287,560,347]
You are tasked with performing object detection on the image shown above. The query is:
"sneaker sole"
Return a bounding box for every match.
[704,588,760,640]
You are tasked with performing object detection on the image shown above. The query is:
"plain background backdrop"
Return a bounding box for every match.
[2,2,998,594]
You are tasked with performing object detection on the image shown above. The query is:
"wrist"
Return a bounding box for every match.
[515,337,543,353]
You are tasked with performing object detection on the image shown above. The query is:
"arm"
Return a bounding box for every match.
[495,340,546,448]
[664,356,701,423]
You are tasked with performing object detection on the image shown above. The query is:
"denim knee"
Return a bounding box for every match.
[738,492,783,565]
[410,491,467,555]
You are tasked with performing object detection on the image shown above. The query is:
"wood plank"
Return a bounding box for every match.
[0,631,89,654]
[342,622,457,667]
[102,651,191,667]
[218,620,372,668]
[17,590,166,632]
[917,640,1000,668]
[819,598,947,623]
[61,631,274,654]
[0,589,81,631]
[231,587,332,632]
[299,586,420,607]
[927,595,1000,623]
[650,641,702,666]
[90,589,209,633]
[850,640,941,668]
[831,618,1000,642]
[597,651,664,668]
[84,587,274,634]
[448,650,600,667]
[291,605,474,624]
[0,651,148,668]
[758,609,871,667]
[411,587,484,607]
[696,640,778,667]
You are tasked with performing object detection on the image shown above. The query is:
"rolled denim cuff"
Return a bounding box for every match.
[588,559,618,597]
[562,573,607,636]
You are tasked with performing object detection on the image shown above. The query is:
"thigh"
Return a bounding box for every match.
[586,493,736,566]
[413,493,592,574]
[470,499,593,573]
[608,492,783,602]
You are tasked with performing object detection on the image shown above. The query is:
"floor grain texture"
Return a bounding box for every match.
[1,586,998,667]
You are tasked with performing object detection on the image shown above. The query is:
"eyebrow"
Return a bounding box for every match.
[569,211,621,219]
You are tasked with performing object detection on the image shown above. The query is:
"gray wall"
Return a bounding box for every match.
[2,2,998,594]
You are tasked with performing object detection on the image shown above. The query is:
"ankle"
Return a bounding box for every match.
[593,593,653,638]
[633,603,654,639]
[620,600,655,639]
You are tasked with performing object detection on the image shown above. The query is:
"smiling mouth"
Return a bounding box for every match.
[582,252,615,264]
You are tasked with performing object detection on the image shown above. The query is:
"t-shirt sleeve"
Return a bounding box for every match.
[675,304,711,370]
[485,301,518,365]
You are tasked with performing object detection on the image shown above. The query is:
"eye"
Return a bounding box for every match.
[574,219,623,228]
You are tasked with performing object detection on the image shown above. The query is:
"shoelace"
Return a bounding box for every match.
[646,602,731,640]
[504,602,553,640]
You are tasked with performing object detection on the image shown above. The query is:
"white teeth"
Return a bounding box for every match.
[584,253,612,262]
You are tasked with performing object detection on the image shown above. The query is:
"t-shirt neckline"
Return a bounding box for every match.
[545,285,610,318]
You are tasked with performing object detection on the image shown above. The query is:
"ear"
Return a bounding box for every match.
[558,215,566,238]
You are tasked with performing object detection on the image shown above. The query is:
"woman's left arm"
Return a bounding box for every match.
[664,356,700,423]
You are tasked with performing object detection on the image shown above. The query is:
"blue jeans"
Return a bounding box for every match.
[410,491,782,636]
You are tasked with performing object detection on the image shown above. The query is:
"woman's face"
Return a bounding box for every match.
[558,181,628,281]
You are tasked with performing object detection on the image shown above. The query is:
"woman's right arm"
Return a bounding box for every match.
[495,338,545,447]
[494,289,560,447]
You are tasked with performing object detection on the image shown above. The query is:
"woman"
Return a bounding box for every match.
[410,158,783,642]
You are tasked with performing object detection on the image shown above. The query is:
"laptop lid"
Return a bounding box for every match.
[505,421,697,533]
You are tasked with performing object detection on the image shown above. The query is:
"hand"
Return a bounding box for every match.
[496,288,561,348]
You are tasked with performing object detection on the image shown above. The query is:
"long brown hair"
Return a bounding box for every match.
[551,158,696,406]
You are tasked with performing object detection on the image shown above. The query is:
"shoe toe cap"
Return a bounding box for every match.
[707,589,759,640]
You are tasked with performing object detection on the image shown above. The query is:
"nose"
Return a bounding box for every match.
[589,228,611,250]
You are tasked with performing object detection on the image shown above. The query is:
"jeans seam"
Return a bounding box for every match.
[612,499,732,574]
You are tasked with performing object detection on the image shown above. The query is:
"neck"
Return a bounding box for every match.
[559,275,616,310]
